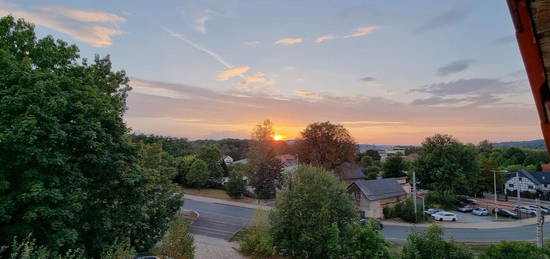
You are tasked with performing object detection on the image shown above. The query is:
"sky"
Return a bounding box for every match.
[0,0,541,145]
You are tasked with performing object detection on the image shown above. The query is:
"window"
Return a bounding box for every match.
[519,177,522,181]
[509,184,514,188]
[528,186,534,189]
[545,184,548,188]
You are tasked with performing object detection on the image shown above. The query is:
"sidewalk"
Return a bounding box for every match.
[382,217,537,229]
[184,194,273,210]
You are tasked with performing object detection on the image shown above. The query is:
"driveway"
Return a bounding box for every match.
[184,199,253,239]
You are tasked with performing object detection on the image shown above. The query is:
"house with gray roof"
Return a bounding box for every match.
[347,178,408,219]
[505,169,550,194]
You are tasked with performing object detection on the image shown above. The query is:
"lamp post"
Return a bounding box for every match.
[492,169,508,221]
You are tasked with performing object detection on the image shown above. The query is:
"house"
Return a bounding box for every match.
[339,167,367,185]
[542,163,550,172]
[347,178,408,219]
[505,169,550,193]
[223,155,234,165]
[404,153,419,161]
[275,154,298,168]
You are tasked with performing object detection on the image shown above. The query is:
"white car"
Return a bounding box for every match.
[514,206,537,216]
[527,205,549,214]
[424,208,442,215]
[472,208,489,216]
[432,211,457,222]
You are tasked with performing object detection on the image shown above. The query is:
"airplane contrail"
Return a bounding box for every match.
[164,28,247,80]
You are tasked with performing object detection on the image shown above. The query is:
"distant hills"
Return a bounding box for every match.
[492,139,546,149]
[358,139,546,152]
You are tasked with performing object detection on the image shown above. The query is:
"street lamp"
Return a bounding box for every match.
[492,169,508,221]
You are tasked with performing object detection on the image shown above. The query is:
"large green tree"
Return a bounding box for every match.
[247,120,283,199]
[0,16,181,256]
[196,145,223,184]
[415,134,480,195]
[270,165,357,258]
[296,121,358,171]
[382,154,408,178]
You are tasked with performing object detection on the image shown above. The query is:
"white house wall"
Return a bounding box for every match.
[505,176,537,193]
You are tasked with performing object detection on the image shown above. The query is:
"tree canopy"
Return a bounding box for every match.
[415,134,480,195]
[297,121,358,170]
[270,165,357,258]
[0,16,181,256]
[382,154,408,178]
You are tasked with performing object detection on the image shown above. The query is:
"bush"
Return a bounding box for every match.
[186,159,209,188]
[480,241,547,259]
[160,212,195,259]
[100,239,136,259]
[344,221,391,259]
[402,225,474,259]
[426,190,456,210]
[1,236,85,259]
[239,228,274,257]
[226,165,247,198]
[383,198,425,223]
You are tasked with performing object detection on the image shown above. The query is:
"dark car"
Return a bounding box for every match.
[492,208,519,219]
[360,217,383,230]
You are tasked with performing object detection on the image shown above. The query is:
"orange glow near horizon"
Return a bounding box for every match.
[273,134,285,141]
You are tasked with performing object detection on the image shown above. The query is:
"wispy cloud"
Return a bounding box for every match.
[0,1,125,47]
[315,34,336,43]
[218,66,250,80]
[244,41,260,47]
[237,72,275,91]
[165,28,234,68]
[494,35,515,45]
[344,26,381,38]
[437,59,473,76]
[275,37,303,45]
[360,77,377,82]
[415,5,471,33]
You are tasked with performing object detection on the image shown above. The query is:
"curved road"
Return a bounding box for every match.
[183,199,550,242]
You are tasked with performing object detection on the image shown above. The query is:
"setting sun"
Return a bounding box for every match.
[273,135,284,141]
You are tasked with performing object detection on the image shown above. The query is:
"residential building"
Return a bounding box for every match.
[505,169,550,193]
[347,178,408,219]
[223,155,234,165]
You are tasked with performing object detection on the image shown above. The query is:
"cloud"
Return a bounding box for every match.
[0,1,124,47]
[193,15,210,33]
[295,90,328,101]
[344,26,381,38]
[218,66,250,80]
[436,59,473,76]
[237,72,275,91]
[34,5,125,23]
[360,77,377,82]
[315,34,336,43]
[244,41,260,47]
[410,78,523,107]
[126,78,540,144]
[494,35,515,45]
[275,38,303,45]
[411,78,517,97]
[415,5,471,33]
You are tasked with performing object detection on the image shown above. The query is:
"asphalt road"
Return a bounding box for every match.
[183,199,253,239]
[183,199,550,242]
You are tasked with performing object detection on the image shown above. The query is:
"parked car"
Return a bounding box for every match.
[432,211,457,222]
[457,205,473,212]
[493,208,519,219]
[472,207,489,216]
[424,208,442,215]
[359,217,383,230]
[466,198,478,205]
[514,206,537,216]
[526,205,550,214]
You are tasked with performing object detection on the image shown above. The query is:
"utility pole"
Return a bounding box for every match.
[536,198,544,247]
[493,170,498,221]
[413,171,417,219]
[517,171,521,202]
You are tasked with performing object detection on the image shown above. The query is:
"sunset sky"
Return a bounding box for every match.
[1,0,540,145]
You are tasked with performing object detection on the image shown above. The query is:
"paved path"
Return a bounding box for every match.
[184,198,550,243]
[194,234,245,259]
